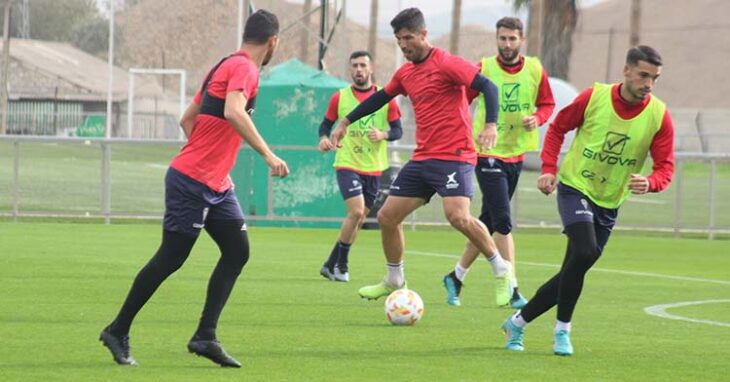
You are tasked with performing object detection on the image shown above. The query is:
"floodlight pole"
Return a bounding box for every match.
[105,0,115,139]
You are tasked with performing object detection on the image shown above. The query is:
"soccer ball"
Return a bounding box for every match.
[384,289,424,325]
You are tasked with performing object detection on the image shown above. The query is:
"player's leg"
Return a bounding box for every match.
[188,190,248,367]
[334,173,379,281]
[101,168,203,365]
[433,160,511,305]
[358,161,429,300]
[553,197,617,356]
[477,158,519,306]
[443,158,492,306]
[322,170,368,281]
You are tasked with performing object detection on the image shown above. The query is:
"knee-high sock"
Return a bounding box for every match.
[110,230,197,335]
[196,220,249,339]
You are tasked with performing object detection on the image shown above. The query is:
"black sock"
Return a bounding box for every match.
[336,241,352,270]
[324,242,339,270]
[196,220,249,336]
[512,286,520,299]
[193,328,217,341]
[109,230,197,335]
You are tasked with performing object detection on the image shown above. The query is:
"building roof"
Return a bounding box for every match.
[1,38,164,102]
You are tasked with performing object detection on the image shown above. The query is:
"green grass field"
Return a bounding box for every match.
[1,223,728,381]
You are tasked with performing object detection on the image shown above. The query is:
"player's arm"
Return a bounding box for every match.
[368,98,404,143]
[537,88,592,195]
[224,90,289,177]
[525,69,556,131]
[470,73,499,151]
[331,89,396,147]
[179,101,200,139]
[630,110,675,194]
[318,93,339,151]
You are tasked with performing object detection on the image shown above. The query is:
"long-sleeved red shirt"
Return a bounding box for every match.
[470,56,556,163]
[541,83,674,192]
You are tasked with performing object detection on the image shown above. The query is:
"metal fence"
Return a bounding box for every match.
[1,136,728,239]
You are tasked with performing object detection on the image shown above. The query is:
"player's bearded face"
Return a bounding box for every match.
[396,28,428,62]
[623,60,661,102]
[496,27,523,63]
[262,36,279,66]
[349,56,372,87]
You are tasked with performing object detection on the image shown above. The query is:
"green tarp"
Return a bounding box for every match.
[231,59,349,227]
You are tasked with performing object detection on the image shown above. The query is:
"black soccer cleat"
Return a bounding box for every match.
[99,326,137,366]
[187,338,241,368]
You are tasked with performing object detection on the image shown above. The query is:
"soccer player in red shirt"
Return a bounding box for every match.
[100,10,288,368]
[330,8,512,300]
[502,46,674,356]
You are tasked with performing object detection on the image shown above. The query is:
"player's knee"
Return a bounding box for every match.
[348,206,367,222]
[445,211,471,231]
[377,209,398,228]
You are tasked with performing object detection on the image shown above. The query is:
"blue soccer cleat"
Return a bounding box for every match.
[501,316,525,351]
[553,330,574,356]
[510,293,528,309]
[442,272,462,306]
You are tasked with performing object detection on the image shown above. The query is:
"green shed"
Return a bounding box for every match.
[232,59,350,227]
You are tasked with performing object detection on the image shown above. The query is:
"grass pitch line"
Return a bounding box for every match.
[405,250,730,286]
[644,300,730,328]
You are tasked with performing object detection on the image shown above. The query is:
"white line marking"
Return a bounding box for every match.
[644,300,730,327]
[405,250,730,285]
[406,250,730,328]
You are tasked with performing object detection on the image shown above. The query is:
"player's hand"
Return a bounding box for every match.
[330,120,348,148]
[318,136,334,152]
[537,173,557,195]
[367,127,386,142]
[477,123,498,151]
[629,173,649,194]
[264,153,290,178]
[523,115,538,131]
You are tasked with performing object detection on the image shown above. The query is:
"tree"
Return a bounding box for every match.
[513,0,577,81]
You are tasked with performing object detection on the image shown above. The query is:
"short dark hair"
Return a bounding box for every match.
[243,9,279,44]
[390,8,426,34]
[496,17,524,36]
[626,45,663,67]
[349,50,372,61]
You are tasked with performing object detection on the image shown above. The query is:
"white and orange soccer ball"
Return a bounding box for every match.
[384,289,424,326]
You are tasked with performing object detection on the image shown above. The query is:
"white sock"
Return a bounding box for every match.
[512,311,527,328]
[512,276,519,288]
[555,320,571,332]
[386,261,405,287]
[454,262,469,282]
[487,251,510,277]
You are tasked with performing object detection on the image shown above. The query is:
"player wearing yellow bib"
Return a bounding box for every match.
[502,46,675,356]
[318,51,402,282]
[443,17,555,308]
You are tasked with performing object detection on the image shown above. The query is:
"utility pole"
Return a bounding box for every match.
[526,0,543,57]
[629,0,641,46]
[300,0,312,64]
[318,0,328,70]
[449,0,462,55]
[1,0,12,135]
[367,0,378,59]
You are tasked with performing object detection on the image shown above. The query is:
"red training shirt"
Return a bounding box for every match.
[384,47,480,164]
[541,83,674,192]
[170,50,259,192]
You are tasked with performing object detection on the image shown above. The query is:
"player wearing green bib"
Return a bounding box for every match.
[318,51,402,282]
[443,17,555,308]
[502,46,675,356]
